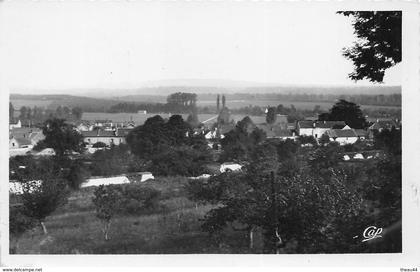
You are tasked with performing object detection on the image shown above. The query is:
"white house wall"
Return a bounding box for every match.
[84,137,126,146]
[298,128,314,137]
[334,137,358,145]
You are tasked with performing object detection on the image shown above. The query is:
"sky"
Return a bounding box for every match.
[0,1,401,93]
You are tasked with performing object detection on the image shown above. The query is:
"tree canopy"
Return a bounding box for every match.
[338,11,401,82]
[39,118,83,156]
[126,115,210,176]
[319,99,367,129]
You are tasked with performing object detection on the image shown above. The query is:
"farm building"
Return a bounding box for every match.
[81,129,126,146]
[220,162,242,173]
[296,120,347,139]
[80,175,130,188]
[256,124,296,140]
[324,129,358,145]
[126,172,155,182]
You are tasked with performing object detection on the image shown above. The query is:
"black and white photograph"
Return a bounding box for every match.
[1,0,419,269]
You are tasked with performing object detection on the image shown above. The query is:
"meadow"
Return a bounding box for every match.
[197,99,401,110]
[12,177,261,254]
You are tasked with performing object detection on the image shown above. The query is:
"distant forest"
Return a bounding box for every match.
[197,93,401,107]
[10,92,401,126]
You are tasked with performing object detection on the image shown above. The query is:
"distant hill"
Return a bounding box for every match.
[9,94,120,111]
[10,84,401,111]
[12,83,401,98]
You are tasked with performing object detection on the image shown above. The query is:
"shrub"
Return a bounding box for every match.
[9,205,36,253]
[21,178,69,235]
[92,142,107,148]
[118,184,162,215]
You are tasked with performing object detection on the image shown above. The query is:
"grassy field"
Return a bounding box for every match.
[198,99,401,110]
[12,177,260,254]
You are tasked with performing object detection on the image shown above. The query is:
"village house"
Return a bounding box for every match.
[9,127,45,151]
[368,118,400,132]
[256,124,296,140]
[220,162,242,173]
[81,128,127,146]
[354,129,368,140]
[324,129,359,145]
[9,120,22,130]
[9,137,32,149]
[296,120,348,139]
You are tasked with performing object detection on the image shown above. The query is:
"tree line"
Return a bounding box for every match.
[10,102,83,126]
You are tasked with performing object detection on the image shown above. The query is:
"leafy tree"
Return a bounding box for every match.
[220,117,266,162]
[166,92,197,107]
[338,11,401,82]
[90,144,132,176]
[92,142,107,148]
[126,115,209,176]
[308,143,343,176]
[319,133,331,146]
[217,107,231,125]
[186,107,199,127]
[266,107,277,124]
[118,185,162,215]
[149,145,211,176]
[41,118,83,156]
[297,135,317,146]
[71,107,83,120]
[322,99,367,129]
[190,142,367,253]
[126,115,170,158]
[21,178,69,235]
[92,185,121,240]
[373,127,401,156]
[66,160,88,190]
[9,102,14,123]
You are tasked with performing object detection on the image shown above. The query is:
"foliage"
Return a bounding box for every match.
[266,107,277,124]
[167,92,197,106]
[186,107,200,127]
[319,133,330,145]
[9,102,15,123]
[217,107,231,125]
[9,205,36,238]
[373,127,401,156]
[90,144,132,176]
[20,178,69,234]
[320,99,367,129]
[126,115,210,176]
[338,11,401,82]
[10,155,87,192]
[308,143,343,175]
[41,118,83,156]
[190,142,368,253]
[117,185,162,215]
[92,185,121,240]
[92,142,107,148]
[297,135,317,146]
[219,117,266,163]
[66,160,89,190]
